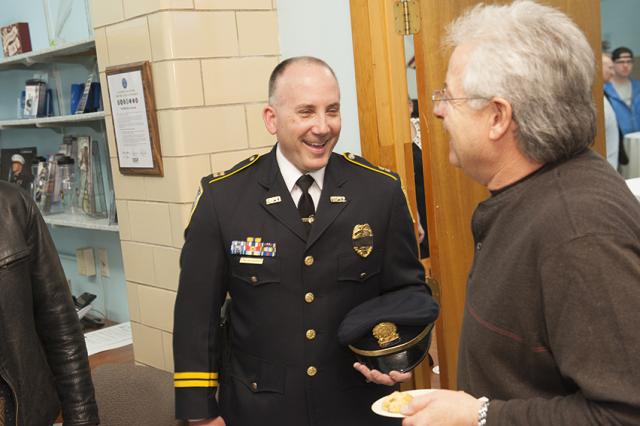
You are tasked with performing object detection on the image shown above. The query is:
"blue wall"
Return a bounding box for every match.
[52,227,129,322]
[0,0,92,59]
[0,124,126,321]
[277,0,361,155]
[0,0,128,322]
[0,0,50,56]
[601,0,640,53]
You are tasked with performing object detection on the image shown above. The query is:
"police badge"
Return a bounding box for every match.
[352,224,373,258]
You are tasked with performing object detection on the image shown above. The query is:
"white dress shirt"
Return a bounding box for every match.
[276,144,325,208]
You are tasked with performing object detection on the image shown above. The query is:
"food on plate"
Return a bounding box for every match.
[382,391,413,413]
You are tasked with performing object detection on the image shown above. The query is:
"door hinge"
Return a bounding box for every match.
[394,0,420,35]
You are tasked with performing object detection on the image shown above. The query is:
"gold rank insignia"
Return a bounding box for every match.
[372,322,400,348]
[352,223,373,258]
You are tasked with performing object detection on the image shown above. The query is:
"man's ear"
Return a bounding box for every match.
[263,105,278,135]
[488,97,513,141]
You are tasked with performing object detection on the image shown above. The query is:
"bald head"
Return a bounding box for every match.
[268,56,338,105]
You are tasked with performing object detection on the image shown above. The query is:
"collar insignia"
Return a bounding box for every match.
[266,196,282,205]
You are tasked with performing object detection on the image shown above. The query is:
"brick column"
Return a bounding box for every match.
[91,0,279,371]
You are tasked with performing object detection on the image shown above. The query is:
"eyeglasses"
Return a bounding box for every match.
[431,88,488,105]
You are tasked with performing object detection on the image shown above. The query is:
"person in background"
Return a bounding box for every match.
[0,181,99,426]
[602,53,620,170]
[173,56,437,426]
[409,98,429,258]
[402,1,640,425]
[605,46,640,136]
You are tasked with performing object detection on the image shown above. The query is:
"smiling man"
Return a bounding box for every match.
[173,57,437,426]
[402,2,640,426]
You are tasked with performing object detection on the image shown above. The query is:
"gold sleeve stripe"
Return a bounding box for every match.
[342,153,398,181]
[208,154,261,184]
[174,372,219,380]
[174,380,218,388]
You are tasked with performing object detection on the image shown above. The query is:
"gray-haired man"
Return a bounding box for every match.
[403,1,640,425]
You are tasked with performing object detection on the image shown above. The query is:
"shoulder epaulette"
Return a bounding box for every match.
[208,153,261,184]
[341,152,398,181]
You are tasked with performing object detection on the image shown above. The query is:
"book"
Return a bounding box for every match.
[75,73,94,114]
[23,79,47,118]
[0,22,32,57]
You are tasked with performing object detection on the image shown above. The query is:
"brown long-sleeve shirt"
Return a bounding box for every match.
[458,149,640,425]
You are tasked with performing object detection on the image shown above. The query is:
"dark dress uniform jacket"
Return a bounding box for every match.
[173,146,431,426]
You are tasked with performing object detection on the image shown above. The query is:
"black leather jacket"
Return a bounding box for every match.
[0,182,99,425]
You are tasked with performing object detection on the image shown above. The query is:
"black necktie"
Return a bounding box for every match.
[296,174,315,234]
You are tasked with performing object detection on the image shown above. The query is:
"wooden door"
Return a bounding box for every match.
[351,0,604,390]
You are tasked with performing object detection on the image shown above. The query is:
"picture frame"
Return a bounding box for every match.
[105,61,163,176]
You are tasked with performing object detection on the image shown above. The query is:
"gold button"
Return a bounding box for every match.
[304,255,314,266]
[304,292,315,303]
[251,382,258,391]
[306,329,316,340]
[360,272,367,280]
[250,276,258,284]
[306,366,317,377]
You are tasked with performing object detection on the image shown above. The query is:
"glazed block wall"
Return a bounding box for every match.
[90,0,279,371]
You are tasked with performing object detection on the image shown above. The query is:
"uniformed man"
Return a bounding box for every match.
[9,154,33,191]
[173,56,437,426]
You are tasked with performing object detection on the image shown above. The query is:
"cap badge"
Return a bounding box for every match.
[372,322,400,348]
[352,223,373,258]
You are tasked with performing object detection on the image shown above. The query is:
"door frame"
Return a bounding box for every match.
[350,0,604,389]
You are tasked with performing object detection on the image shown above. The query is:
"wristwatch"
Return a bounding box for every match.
[477,396,490,426]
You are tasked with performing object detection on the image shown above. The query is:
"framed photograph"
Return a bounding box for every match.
[105,61,163,176]
[0,147,36,192]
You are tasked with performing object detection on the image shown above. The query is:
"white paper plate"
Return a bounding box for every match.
[371,389,436,418]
